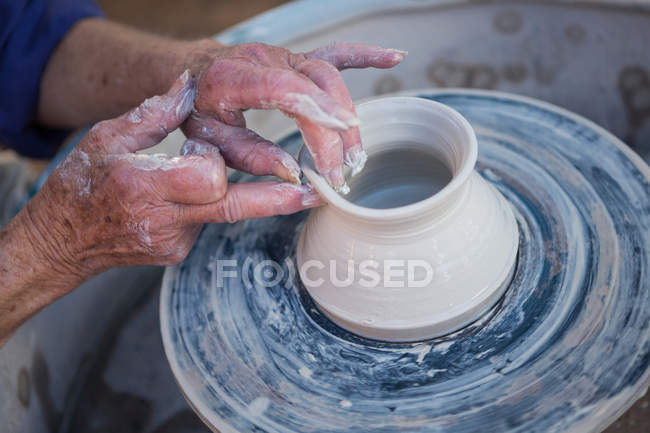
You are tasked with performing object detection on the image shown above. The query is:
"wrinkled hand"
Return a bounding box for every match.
[25,71,321,281]
[186,41,406,191]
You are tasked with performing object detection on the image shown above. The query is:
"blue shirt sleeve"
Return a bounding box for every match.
[0,0,103,158]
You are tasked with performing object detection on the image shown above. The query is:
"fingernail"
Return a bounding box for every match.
[267,145,301,184]
[166,70,196,120]
[181,138,220,156]
[284,158,302,184]
[180,74,197,115]
[386,49,408,64]
[323,165,346,190]
[388,48,409,56]
[168,69,191,94]
[324,165,351,195]
[179,69,191,84]
[344,144,367,176]
[272,160,301,184]
[273,182,324,208]
[299,184,324,207]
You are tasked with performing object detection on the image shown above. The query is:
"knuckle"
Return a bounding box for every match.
[241,148,264,173]
[289,52,309,69]
[307,58,343,82]
[240,42,269,58]
[319,58,340,75]
[220,194,246,224]
[88,120,113,138]
[313,42,340,57]
[172,205,188,227]
[267,69,302,94]
[84,120,115,149]
[104,164,132,193]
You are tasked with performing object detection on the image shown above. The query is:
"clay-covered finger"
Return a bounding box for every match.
[195,64,358,130]
[108,143,227,205]
[306,42,407,70]
[180,136,222,159]
[183,114,301,183]
[152,146,227,205]
[87,70,196,154]
[292,57,367,175]
[179,181,323,224]
[295,116,347,192]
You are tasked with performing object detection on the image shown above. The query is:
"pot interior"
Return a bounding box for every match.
[346,144,453,209]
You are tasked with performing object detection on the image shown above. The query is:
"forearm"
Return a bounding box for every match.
[37,18,219,128]
[0,205,82,347]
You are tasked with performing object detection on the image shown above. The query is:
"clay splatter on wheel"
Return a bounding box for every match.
[161,90,650,433]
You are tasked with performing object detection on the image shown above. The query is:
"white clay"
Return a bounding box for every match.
[297,97,519,342]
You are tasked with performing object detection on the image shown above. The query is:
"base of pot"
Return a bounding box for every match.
[307,246,518,343]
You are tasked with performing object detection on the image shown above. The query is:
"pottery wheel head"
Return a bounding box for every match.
[161,90,650,433]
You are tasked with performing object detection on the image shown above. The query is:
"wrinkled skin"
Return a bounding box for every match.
[26,71,322,280]
[186,41,406,190]
[0,35,404,345]
[33,41,405,276]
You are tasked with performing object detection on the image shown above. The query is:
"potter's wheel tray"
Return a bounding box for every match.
[161,90,650,433]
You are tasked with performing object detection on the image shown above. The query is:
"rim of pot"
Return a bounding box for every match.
[299,97,478,222]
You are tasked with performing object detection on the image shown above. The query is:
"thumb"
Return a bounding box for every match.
[112,138,227,205]
[86,70,196,154]
[156,138,227,205]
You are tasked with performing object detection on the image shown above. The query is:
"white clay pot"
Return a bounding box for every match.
[296,97,519,342]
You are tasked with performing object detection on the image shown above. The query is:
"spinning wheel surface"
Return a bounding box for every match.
[161,91,650,433]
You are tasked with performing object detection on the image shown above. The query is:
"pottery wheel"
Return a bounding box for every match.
[160,90,650,433]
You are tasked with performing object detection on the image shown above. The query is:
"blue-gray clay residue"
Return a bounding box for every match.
[160,91,650,433]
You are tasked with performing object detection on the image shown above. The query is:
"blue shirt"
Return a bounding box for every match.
[0,0,103,158]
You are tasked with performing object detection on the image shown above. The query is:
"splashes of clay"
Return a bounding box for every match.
[298,366,312,378]
[284,93,357,130]
[345,147,368,177]
[127,217,152,247]
[58,150,92,197]
[248,397,270,417]
[107,153,192,172]
[337,182,350,195]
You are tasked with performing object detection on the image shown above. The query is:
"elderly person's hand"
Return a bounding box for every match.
[3,16,407,344]
[0,71,321,343]
[38,19,406,191]
[183,41,406,191]
[33,70,322,276]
